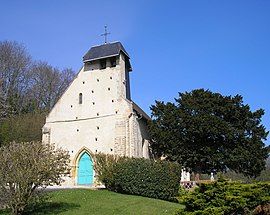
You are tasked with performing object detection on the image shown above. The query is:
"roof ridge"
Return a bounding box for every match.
[91,41,120,48]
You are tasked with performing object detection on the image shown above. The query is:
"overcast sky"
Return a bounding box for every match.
[1,0,269,144]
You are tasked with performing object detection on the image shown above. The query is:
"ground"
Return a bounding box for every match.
[0,189,183,215]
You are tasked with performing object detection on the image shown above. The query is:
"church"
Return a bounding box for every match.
[42,41,151,186]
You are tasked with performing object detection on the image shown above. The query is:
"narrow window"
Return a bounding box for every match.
[100,59,106,69]
[110,148,113,152]
[83,81,85,84]
[112,100,114,103]
[92,90,94,93]
[92,102,95,105]
[110,76,112,80]
[97,79,99,82]
[97,113,99,116]
[95,138,98,141]
[79,93,83,104]
[97,126,99,130]
[110,57,116,67]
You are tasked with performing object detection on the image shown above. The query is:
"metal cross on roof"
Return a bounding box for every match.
[101,25,110,44]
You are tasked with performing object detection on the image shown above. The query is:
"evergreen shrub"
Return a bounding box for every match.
[95,154,181,201]
[175,179,270,215]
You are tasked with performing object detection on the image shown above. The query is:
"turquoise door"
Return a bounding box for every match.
[77,152,93,185]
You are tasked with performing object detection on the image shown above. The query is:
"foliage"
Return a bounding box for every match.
[0,40,75,147]
[0,112,46,146]
[95,154,181,201]
[175,179,270,215]
[0,141,70,215]
[149,89,269,178]
[94,153,121,186]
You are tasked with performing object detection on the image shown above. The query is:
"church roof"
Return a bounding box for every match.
[132,102,151,121]
[83,41,130,62]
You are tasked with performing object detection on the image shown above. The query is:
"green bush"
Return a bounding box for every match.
[175,179,270,215]
[95,154,181,201]
[94,153,120,186]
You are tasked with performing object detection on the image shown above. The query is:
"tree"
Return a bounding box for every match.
[29,61,75,111]
[0,112,46,146]
[0,41,32,114]
[0,40,75,114]
[0,81,9,119]
[149,89,269,178]
[0,141,70,215]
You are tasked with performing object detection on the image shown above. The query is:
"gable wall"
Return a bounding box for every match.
[42,51,150,186]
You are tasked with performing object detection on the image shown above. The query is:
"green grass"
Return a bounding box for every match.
[0,189,183,215]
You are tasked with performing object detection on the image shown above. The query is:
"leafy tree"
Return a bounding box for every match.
[0,141,70,215]
[0,112,46,146]
[149,89,269,178]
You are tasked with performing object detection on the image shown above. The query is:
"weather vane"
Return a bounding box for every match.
[101,25,110,44]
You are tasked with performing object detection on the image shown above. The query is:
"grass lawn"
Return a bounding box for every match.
[0,189,183,215]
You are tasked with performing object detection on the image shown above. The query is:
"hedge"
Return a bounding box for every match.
[95,154,181,201]
[175,178,270,215]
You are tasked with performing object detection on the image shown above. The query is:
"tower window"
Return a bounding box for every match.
[97,126,99,130]
[92,90,94,93]
[108,87,110,91]
[83,81,85,84]
[100,59,106,69]
[110,57,116,67]
[79,93,83,104]
[110,76,112,80]
[92,102,95,105]
[112,100,114,103]
[95,138,98,141]
[97,113,99,116]
[97,79,99,82]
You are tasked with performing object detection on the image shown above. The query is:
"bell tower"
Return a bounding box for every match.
[82,42,132,101]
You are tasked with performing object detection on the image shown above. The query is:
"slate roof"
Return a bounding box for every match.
[132,102,151,121]
[83,42,130,62]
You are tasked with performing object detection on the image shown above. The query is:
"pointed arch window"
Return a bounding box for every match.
[79,93,83,104]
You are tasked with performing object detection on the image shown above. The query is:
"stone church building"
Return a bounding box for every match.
[42,42,151,186]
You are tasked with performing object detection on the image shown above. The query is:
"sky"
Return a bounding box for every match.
[0,0,269,144]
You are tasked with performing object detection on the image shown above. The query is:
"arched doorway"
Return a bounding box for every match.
[77,152,93,185]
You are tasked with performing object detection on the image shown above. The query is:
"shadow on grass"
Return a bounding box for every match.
[26,202,80,215]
